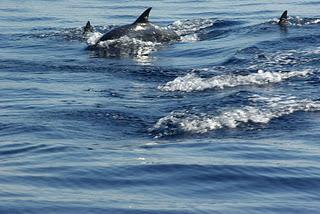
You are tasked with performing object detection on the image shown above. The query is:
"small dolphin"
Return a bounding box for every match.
[95,7,180,44]
[83,21,94,34]
[278,10,288,25]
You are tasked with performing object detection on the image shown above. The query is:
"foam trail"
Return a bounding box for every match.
[159,70,311,92]
[151,96,320,137]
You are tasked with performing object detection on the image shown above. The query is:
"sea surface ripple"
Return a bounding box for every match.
[1,0,320,213]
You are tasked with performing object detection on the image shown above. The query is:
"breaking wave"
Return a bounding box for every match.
[159,70,311,92]
[151,95,320,137]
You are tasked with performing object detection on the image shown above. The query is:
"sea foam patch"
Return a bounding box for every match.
[86,32,103,45]
[159,70,311,92]
[151,96,320,137]
[169,18,216,36]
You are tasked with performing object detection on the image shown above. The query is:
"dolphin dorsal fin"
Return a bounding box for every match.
[83,21,94,34]
[280,10,288,21]
[133,7,152,24]
[86,21,91,27]
[278,10,288,25]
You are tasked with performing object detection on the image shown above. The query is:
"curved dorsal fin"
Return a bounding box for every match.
[280,10,288,20]
[133,7,152,24]
[279,10,288,21]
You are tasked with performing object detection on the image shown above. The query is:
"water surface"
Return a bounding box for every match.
[1,0,320,213]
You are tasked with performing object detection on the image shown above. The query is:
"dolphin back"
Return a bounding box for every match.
[96,7,179,44]
[97,8,152,43]
[98,24,132,42]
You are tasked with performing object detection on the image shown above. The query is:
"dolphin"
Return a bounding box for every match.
[83,21,94,35]
[278,10,288,25]
[95,7,180,44]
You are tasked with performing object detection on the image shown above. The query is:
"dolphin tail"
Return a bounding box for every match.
[133,7,152,24]
[278,10,288,25]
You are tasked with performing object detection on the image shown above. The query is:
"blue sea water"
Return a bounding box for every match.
[1,0,320,213]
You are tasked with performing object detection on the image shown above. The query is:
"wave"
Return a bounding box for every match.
[159,70,310,92]
[151,96,320,137]
[247,47,320,71]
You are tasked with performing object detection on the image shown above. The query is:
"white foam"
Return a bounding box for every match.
[87,34,160,58]
[313,19,320,24]
[159,70,311,92]
[300,47,320,55]
[134,25,146,31]
[180,34,199,42]
[152,96,320,136]
[86,32,103,45]
[169,18,215,36]
[304,19,320,25]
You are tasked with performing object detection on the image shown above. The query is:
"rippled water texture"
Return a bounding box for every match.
[1,0,320,213]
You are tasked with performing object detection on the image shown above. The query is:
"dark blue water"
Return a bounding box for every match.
[1,0,320,213]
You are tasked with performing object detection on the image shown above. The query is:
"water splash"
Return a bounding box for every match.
[169,18,216,36]
[86,32,102,45]
[86,34,160,58]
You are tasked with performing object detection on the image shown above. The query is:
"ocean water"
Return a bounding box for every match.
[1,0,320,213]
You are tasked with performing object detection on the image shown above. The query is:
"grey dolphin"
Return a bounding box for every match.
[278,10,288,25]
[96,7,180,44]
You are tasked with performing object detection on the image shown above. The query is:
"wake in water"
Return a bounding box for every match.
[152,13,320,137]
[159,69,310,92]
[151,95,320,137]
